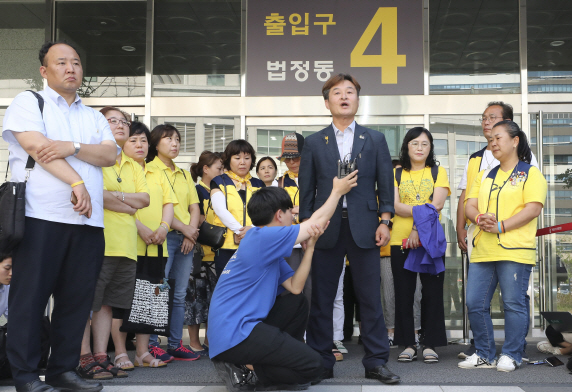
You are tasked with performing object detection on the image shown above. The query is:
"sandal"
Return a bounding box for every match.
[398,346,417,362]
[77,354,113,380]
[332,343,343,361]
[114,352,135,371]
[423,347,439,363]
[134,351,167,368]
[93,353,129,378]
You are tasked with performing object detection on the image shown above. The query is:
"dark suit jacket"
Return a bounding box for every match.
[299,123,394,249]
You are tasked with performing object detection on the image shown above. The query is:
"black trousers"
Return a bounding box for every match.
[7,218,105,386]
[343,264,361,341]
[391,246,447,348]
[213,293,322,386]
[214,249,236,277]
[307,218,389,370]
[284,248,312,310]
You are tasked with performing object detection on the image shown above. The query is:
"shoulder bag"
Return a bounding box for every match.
[0,91,42,253]
[196,180,227,250]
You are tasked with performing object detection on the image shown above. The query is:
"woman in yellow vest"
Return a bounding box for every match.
[123,121,177,367]
[80,107,150,378]
[146,124,202,360]
[460,121,547,372]
[185,151,224,357]
[391,127,450,364]
[210,140,265,276]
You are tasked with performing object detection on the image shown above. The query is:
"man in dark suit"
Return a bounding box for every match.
[299,73,400,384]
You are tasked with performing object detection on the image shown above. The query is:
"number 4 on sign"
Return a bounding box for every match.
[351,7,406,84]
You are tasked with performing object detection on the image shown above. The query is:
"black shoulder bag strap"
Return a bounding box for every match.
[4,90,42,182]
[395,167,403,187]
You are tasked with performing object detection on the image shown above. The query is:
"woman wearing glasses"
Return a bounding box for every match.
[79,107,150,379]
[459,121,546,372]
[391,127,450,364]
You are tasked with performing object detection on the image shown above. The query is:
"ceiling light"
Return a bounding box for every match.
[122,46,136,52]
[550,40,565,47]
[206,123,212,126]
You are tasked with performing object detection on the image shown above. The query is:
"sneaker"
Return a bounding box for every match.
[149,344,174,363]
[388,335,397,348]
[458,344,476,359]
[537,340,562,355]
[497,355,518,372]
[189,345,209,357]
[333,340,348,354]
[212,359,255,391]
[167,340,200,361]
[458,353,496,369]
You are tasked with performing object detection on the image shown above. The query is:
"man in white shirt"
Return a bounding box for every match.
[3,41,117,392]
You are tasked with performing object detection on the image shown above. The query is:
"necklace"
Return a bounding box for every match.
[112,165,123,183]
[483,150,493,170]
[409,167,426,201]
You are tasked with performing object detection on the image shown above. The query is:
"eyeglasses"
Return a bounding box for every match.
[479,115,503,124]
[107,118,131,127]
[409,141,430,149]
[285,157,301,163]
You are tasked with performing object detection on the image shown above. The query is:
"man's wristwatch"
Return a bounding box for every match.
[379,220,392,229]
[73,142,81,156]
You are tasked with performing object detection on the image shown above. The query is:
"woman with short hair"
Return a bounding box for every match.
[210,140,265,277]
[460,121,546,372]
[146,124,202,361]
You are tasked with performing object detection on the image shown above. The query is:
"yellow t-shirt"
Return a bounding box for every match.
[390,166,451,246]
[147,156,200,226]
[135,164,178,257]
[103,152,150,260]
[467,164,547,265]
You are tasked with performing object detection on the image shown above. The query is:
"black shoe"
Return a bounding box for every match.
[45,370,103,392]
[365,365,401,384]
[212,359,255,391]
[255,382,310,391]
[16,380,61,392]
[310,367,333,385]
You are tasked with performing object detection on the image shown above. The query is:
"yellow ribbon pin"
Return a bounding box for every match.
[325,136,329,144]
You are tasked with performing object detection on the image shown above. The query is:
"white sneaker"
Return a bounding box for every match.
[496,354,519,372]
[333,340,348,354]
[458,353,497,369]
[537,340,562,355]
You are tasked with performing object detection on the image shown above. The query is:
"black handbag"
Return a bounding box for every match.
[0,91,42,254]
[197,192,227,250]
[120,245,175,336]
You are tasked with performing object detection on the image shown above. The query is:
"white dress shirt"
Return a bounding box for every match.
[0,285,8,320]
[2,86,119,228]
[333,120,355,208]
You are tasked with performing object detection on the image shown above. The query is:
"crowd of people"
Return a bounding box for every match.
[0,40,552,392]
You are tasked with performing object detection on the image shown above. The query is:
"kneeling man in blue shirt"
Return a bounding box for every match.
[208,171,358,391]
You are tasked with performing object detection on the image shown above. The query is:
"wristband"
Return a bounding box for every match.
[71,180,84,188]
[160,224,169,232]
[497,221,502,234]
[161,221,171,230]
[122,192,125,202]
[475,214,483,224]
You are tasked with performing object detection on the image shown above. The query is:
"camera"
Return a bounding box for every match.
[337,157,358,179]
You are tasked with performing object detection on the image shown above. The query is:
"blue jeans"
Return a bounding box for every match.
[466,261,532,364]
[150,231,195,348]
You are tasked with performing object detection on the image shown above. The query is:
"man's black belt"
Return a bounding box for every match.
[342,209,348,219]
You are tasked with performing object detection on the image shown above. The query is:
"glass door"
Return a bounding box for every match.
[530,112,572,328]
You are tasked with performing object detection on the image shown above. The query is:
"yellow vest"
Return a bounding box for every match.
[211,174,265,250]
